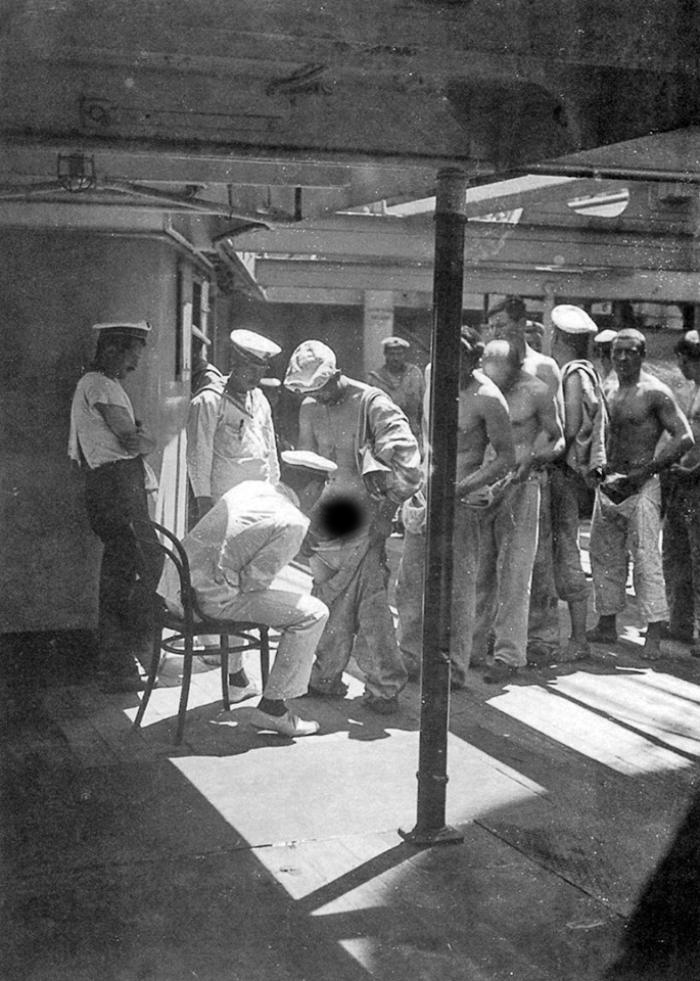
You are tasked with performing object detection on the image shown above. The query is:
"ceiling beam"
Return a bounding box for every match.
[0,144,353,189]
[255,258,700,304]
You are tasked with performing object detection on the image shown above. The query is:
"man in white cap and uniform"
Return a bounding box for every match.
[68,321,162,692]
[367,336,425,449]
[284,340,422,713]
[187,329,281,523]
[158,450,336,736]
[548,304,607,661]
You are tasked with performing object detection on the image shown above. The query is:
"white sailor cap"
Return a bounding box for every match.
[551,305,598,334]
[259,376,282,389]
[92,320,151,339]
[280,450,337,474]
[593,329,618,345]
[284,340,337,393]
[229,329,281,366]
[382,336,410,349]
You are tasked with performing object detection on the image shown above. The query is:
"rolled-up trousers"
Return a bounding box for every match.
[312,537,408,699]
[589,477,668,625]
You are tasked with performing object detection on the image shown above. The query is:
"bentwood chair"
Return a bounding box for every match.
[130,519,269,745]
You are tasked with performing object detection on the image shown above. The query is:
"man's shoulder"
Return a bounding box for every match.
[525,347,560,374]
[634,370,676,403]
[76,371,125,402]
[516,368,549,395]
[191,379,227,407]
[470,369,509,407]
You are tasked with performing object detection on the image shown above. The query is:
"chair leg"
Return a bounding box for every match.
[220,635,230,711]
[133,625,162,729]
[175,631,195,745]
[260,627,270,689]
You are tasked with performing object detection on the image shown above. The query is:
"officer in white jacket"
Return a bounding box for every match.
[187,329,281,522]
[159,451,336,737]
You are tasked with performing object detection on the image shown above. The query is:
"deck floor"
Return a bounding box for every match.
[3,562,700,980]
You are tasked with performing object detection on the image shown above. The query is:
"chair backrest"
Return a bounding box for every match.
[130,518,205,625]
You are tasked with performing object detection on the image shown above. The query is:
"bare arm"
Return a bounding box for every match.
[562,371,584,448]
[456,394,515,497]
[297,401,318,453]
[629,390,693,485]
[530,391,565,470]
[96,403,155,455]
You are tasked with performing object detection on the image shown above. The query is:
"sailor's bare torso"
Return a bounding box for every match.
[456,369,514,495]
[607,374,671,473]
[606,336,691,482]
[482,343,564,480]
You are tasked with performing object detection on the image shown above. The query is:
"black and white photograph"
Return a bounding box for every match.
[2,3,700,979]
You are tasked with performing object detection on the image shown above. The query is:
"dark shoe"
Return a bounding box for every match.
[586,622,618,644]
[483,660,519,685]
[249,708,320,737]
[307,678,349,698]
[363,693,399,715]
[526,641,557,667]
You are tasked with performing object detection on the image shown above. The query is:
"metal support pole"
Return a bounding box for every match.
[400,168,467,846]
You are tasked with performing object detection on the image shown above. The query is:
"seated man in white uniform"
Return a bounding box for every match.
[158,451,336,737]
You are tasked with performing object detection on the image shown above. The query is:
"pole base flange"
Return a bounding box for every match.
[398,824,464,846]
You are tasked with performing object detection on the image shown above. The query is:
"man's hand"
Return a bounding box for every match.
[363,471,389,500]
[196,496,213,520]
[119,431,143,454]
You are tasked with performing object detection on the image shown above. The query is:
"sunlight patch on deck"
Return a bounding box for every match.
[489,676,692,776]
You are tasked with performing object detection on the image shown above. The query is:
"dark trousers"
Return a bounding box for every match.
[662,477,700,640]
[85,458,162,676]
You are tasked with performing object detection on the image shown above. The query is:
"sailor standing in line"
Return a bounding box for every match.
[68,321,162,693]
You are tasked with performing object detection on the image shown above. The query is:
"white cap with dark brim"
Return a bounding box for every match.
[92,321,151,338]
[280,450,337,474]
[551,305,598,334]
[593,329,618,345]
[381,336,410,349]
[230,329,281,365]
[284,340,337,393]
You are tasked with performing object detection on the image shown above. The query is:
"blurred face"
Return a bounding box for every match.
[525,327,544,353]
[310,373,343,404]
[611,338,643,381]
[482,351,518,392]
[105,338,144,379]
[227,358,267,394]
[488,310,523,342]
[384,348,407,372]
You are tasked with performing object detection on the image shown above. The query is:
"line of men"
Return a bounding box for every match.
[70,307,700,735]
